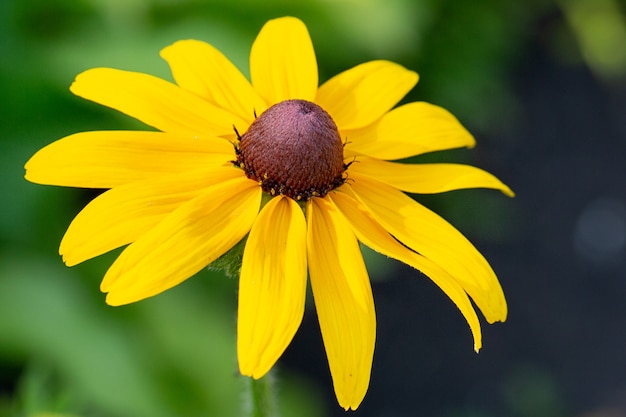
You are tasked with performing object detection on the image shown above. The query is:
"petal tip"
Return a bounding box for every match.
[503,185,515,198]
[409,69,420,87]
[159,39,206,59]
[69,68,110,98]
[338,396,364,411]
[60,255,78,268]
[237,360,269,381]
[269,16,305,26]
[104,292,122,306]
[100,272,116,293]
[59,243,80,267]
[484,309,507,326]
[69,69,93,93]
[104,288,137,306]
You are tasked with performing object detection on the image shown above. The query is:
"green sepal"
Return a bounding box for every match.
[209,234,248,278]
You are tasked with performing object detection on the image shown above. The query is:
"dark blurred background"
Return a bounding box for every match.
[1,0,625,416]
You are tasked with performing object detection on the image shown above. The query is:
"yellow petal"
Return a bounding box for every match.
[250,17,318,104]
[330,190,482,351]
[350,158,515,196]
[102,177,261,305]
[306,197,375,411]
[160,40,267,125]
[24,131,234,188]
[238,196,307,378]
[345,102,476,160]
[349,175,507,324]
[70,68,247,136]
[60,167,244,267]
[315,60,418,131]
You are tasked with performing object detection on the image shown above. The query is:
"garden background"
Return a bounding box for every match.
[1,0,625,416]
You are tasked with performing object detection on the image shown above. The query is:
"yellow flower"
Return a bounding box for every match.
[25,17,513,410]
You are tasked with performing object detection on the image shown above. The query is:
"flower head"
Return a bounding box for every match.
[25,17,512,410]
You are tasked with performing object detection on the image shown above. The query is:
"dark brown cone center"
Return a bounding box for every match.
[235,99,345,201]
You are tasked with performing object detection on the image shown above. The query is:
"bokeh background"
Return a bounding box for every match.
[2,0,626,416]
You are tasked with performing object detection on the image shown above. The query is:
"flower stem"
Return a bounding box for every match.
[244,371,279,417]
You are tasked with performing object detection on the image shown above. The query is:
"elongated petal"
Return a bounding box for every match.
[351,158,514,196]
[102,177,261,305]
[349,175,507,324]
[24,131,234,188]
[330,190,482,351]
[316,61,418,131]
[70,68,247,136]
[60,167,244,266]
[238,196,307,378]
[345,102,476,160]
[161,40,266,124]
[307,197,375,411]
[250,17,318,104]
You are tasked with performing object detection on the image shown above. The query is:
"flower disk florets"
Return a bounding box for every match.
[235,99,346,201]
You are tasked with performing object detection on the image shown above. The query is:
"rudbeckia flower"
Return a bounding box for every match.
[25,16,512,410]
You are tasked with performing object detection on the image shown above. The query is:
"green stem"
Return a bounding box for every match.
[244,371,279,417]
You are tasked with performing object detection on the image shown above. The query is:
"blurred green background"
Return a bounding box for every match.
[2,0,626,416]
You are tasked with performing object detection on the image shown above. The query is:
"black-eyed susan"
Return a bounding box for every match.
[25,16,513,410]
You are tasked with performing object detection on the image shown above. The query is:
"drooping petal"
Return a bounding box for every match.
[70,68,247,136]
[344,102,476,160]
[330,190,482,351]
[238,196,307,378]
[60,167,244,267]
[24,131,234,188]
[161,40,267,125]
[102,177,261,305]
[306,197,375,411]
[349,175,507,324]
[315,61,418,131]
[250,17,318,104]
[350,158,514,196]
